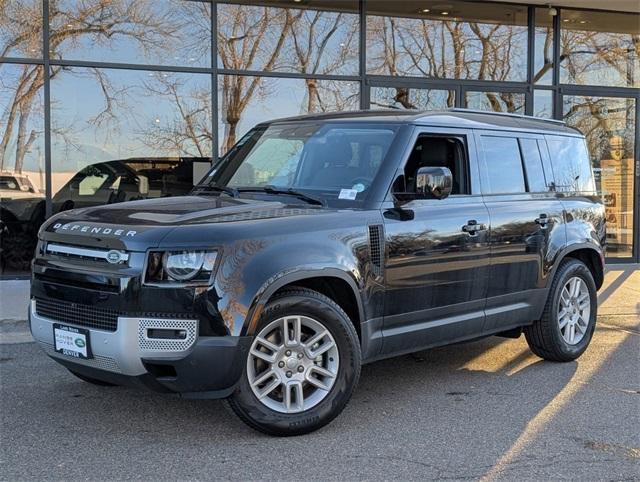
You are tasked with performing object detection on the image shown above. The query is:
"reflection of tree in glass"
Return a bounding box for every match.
[564,97,636,171]
[139,74,212,157]
[560,24,639,87]
[367,16,526,81]
[1,0,208,173]
[287,10,359,111]
[370,87,453,110]
[0,65,44,173]
[217,5,298,153]
[367,15,526,111]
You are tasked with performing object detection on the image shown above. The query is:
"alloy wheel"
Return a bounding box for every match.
[247,315,339,414]
[558,276,591,345]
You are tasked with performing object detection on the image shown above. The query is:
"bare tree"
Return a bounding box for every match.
[217,4,299,153]
[139,74,212,157]
[0,0,187,173]
[287,9,358,112]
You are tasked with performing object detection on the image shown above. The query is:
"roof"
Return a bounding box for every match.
[265,109,583,136]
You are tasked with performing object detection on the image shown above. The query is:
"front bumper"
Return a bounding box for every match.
[29,300,250,398]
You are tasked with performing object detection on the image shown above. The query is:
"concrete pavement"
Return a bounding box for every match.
[0,267,638,480]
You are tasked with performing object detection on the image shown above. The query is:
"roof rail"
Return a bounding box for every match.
[448,108,566,125]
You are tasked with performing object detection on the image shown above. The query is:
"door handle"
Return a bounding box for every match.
[462,220,486,235]
[535,214,549,228]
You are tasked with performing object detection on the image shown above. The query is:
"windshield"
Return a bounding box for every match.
[201,122,398,205]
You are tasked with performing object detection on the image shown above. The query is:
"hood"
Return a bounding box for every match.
[40,195,331,251]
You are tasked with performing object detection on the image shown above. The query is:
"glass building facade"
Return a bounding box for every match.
[1,0,639,276]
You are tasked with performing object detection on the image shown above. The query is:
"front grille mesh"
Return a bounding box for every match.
[35,298,119,332]
[137,319,198,352]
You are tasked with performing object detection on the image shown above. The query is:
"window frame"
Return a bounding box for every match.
[517,135,554,194]
[400,133,471,197]
[391,126,482,203]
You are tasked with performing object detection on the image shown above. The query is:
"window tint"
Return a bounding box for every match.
[211,123,398,201]
[519,138,547,192]
[404,136,468,195]
[480,136,525,194]
[545,136,596,193]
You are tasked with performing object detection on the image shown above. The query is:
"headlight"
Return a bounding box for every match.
[145,249,218,285]
[164,251,205,281]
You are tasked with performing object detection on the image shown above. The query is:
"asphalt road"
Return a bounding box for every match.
[1,313,638,481]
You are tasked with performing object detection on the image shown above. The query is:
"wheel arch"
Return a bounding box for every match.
[555,244,605,290]
[244,268,365,340]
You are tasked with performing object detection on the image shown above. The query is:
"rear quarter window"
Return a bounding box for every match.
[545,135,596,194]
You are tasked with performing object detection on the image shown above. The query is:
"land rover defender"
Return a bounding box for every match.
[30,110,605,436]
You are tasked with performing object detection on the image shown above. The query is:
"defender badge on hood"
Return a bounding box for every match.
[51,223,137,237]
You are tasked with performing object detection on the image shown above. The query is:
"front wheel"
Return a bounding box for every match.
[524,258,597,362]
[228,288,361,436]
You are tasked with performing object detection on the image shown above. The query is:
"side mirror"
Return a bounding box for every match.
[415,166,453,200]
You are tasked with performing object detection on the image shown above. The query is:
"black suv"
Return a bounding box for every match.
[30,110,605,436]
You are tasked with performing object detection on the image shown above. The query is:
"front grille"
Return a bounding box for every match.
[35,298,119,332]
[45,242,129,265]
[41,342,122,373]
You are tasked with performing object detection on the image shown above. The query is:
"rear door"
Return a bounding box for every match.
[475,130,564,332]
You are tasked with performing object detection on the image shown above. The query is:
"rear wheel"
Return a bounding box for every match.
[68,369,117,386]
[524,259,597,362]
[228,288,361,436]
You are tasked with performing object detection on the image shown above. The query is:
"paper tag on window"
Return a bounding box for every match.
[338,189,358,200]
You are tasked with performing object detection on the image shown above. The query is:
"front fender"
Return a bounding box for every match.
[211,235,369,337]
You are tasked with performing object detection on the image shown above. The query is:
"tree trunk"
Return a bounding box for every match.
[14,103,32,173]
[223,116,239,153]
[306,78,318,112]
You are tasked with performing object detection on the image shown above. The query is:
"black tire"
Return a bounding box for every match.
[524,258,597,362]
[68,369,117,386]
[228,287,361,436]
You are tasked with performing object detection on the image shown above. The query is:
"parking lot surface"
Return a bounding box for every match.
[2,268,639,481]
[1,310,637,481]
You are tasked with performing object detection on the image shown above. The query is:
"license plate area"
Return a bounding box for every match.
[53,324,93,359]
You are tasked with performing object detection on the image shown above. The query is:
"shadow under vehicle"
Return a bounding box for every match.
[29,110,605,436]
[0,158,211,274]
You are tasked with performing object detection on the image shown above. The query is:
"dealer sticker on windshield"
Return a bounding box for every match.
[53,324,92,359]
[338,189,358,200]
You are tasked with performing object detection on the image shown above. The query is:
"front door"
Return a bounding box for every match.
[381,127,491,355]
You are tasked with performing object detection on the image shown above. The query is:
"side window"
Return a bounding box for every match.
[403,135,469,195]
[480,136,525,194]
[545,135,596,193]
[519,138,548,192]
[78,173,110,196]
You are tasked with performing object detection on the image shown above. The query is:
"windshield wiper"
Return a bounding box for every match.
[191,184,239,198]
[237,186,325,207]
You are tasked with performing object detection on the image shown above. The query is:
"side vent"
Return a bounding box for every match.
[368,224,384,278]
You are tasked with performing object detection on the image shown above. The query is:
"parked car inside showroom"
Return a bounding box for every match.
[0,158,211,274]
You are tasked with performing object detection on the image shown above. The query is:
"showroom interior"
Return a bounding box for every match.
[1,0,639,277]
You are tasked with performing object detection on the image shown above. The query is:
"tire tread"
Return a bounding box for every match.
[524,258,595,362]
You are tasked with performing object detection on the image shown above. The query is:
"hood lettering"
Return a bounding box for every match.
[52,223,137,237]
